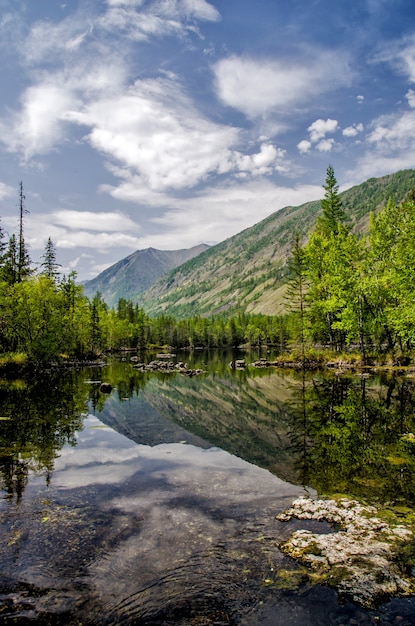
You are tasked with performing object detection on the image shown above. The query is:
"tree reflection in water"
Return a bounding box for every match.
[0,371,88,503]
[288,370,415,506]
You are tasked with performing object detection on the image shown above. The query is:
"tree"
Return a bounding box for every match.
[0,217,6,266]
[317,165,347,236]
[286,233,308,358]
[16,182,31,283]
[41,237,61,281]
[2,234,18,285]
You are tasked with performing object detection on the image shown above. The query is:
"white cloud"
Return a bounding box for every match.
[56,231,143,251]
[297,118,339,154]
[213,52,352,118]
[0,57,127,160]
[67,76,290,195]
[316,138,335,152]
[342,123,364,137]
[99,0,219,41]
[350,109,415,180]
[0,83,77,159]
[50,210,139,232]
[0,181,14,202]
[139,180,323,249]
[373,34,415,84]
[308,118,339,142]
[297,139,312,155]
[406,89,415,108]
[24,15,93,64]
[231,143,288,177]
[69,77,240,191]
[367,110,415,151]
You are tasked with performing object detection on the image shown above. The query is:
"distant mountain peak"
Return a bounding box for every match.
[82,244,210,308]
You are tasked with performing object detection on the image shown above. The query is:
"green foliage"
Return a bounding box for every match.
[285,168,415,359]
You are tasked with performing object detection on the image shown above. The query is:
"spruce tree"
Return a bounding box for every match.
[41,237,61,281]
[317,165,347,235]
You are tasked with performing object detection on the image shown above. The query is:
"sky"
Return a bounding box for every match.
[0,0,415,281]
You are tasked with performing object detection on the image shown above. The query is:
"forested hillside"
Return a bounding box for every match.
[140,169,415,319]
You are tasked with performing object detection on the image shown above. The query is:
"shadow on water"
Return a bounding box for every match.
[1,353,415,624]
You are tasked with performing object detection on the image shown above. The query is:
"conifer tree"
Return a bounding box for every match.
[317,165,347,235]
[16,182,31,282]
[2,234,18,285]
[41,237,61,281]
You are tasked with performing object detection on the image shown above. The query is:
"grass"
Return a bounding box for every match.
[0,352,28,368]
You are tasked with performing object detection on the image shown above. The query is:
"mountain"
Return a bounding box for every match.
[139,169,415,318]
[82,244,210,308]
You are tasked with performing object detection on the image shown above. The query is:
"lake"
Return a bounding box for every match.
[1,350,415,625]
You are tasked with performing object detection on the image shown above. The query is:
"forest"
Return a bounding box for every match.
[0,167,415,368]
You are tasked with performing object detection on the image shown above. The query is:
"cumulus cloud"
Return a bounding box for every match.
[67,76,289,194]
[297,118,339,153]
[297,140,312,155]
[316,138,335,152]
[213,52,352,118]
[342,123,364,137]
[308,118,339,142]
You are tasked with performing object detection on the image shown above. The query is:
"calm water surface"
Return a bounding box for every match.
[1,351,415,624]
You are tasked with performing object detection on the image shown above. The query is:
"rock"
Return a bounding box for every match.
[99,383,112,393]
[276,496,415,607]
[133,360,205,376]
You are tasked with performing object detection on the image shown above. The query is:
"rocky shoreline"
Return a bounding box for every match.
[277,496,415,608]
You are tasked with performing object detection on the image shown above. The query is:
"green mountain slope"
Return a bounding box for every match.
[140,169,415,318]
[82,244,209,308]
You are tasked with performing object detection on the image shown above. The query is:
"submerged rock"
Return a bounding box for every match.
[277,496,415,607]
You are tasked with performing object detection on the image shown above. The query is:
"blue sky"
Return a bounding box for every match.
[0,0,415,281]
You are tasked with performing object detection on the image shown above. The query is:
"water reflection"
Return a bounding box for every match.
[0,371,87,502]
[94,355,415,507]
[1,354,415,509]
[292,371,415,505]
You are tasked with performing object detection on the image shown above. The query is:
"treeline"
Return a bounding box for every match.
[0,273,287,363]
[1,169,415,366]
[0,185,286,360]
[287,166,415,361]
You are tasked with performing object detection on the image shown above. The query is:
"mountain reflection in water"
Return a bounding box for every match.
[1,354,415,624]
